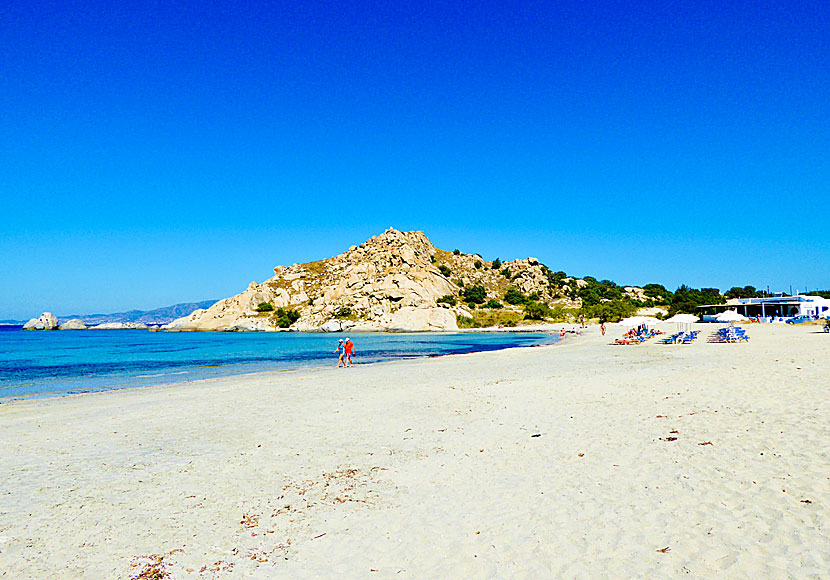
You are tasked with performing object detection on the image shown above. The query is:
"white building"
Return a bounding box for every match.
[699,294,830,320]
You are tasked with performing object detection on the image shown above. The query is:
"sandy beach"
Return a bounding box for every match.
[1,323,829,579]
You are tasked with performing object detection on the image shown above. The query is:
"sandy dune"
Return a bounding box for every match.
[1,323,829,579]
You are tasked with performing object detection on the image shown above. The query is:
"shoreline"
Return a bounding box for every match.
[0,331,567,406]
[2,323,828,578]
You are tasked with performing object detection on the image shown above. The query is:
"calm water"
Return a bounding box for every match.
[0,327,556,400]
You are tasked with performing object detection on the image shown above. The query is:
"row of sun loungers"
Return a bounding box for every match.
[709,326,750,343]
[614,325,749,346]
[614,329,663,345]
[659,330,700,344]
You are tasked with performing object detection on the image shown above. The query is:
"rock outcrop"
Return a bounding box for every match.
[88,322,149,330]
[59,319,87,330]
[23,312,59,330]
[164,228,587,332]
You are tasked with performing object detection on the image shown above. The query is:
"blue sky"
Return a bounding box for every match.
[1,1,827,319]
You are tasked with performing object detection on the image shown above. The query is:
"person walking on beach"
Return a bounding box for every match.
[600,322,606,336]
[344,337,355,367]
[334,339,345,368]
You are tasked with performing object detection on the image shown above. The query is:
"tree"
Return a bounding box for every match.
[642,284,671,304]
[272,308,300,328]
[462,284,486,304]
[491,258,501,270]
[580,300,638,323]
[724,285,761,299]
[256,302,274,312]
[483,299,503,309]
[503,287,526,305]
[577,277,623,306]
[668,285,724,315]
[438,264,452,277]
[524,301,552,320]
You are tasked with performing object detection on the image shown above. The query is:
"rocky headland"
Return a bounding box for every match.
[164,228,600,332]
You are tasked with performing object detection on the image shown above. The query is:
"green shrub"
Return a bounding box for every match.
[579,300,638,323]
[462,284,486,304]
[524,301,552,320]
[484,299,503,309]
[457,310,521,328]
[256,302,274,312]
[273,307,300,328]
[491,258,501,270]
[437,294,457,306]
[456,315,475,328]
[453,249,461,255]
[548,305,568,322]
[474,260,483,269]
[528,292,540,301]
[455,279,465,287]
[500,268,511,278]
[466,302,476,309]
[503,287,526,305]
[438,264,452,277]
[334,306,352,318]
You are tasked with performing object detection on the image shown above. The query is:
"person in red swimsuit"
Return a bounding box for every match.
[344,337,355,367]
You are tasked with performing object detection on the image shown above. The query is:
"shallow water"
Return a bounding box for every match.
[0,328,557,400]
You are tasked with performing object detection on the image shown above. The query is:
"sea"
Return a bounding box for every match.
[0,327,557,401]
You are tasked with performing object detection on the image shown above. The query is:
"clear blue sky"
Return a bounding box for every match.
[1,1,827,319]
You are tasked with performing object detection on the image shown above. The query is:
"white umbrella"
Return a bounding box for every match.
[619,316,661,327]
[715,310,747,322]
[665,313,699,323]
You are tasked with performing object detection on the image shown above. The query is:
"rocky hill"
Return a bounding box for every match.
[165,228,591,332]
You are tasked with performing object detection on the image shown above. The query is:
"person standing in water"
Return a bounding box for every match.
[334,339,345,368]
[344,337,355,367]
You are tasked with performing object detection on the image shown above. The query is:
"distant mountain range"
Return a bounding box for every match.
[0,300,218,326]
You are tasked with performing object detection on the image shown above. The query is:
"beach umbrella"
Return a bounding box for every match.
[665,313,699,323]
[664,312,699,333]
[715,310,746,323]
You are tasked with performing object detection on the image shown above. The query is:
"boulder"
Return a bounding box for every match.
[320,320,343,332]
[59,319,87,330]
[23,312,59,330]
[385,306,458,331]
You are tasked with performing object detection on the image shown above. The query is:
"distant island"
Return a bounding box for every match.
[16,300,218,330]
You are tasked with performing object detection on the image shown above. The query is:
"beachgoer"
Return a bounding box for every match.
[344,337,354,367]
[600,322,606,336]
[560,328,566,339]
[334,339,345,368]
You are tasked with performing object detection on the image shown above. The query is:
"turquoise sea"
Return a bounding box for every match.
[0,327,557,401]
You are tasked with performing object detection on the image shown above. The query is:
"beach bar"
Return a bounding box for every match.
[698,294,830,321]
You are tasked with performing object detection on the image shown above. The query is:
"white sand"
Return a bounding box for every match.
[1,323,829,579]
